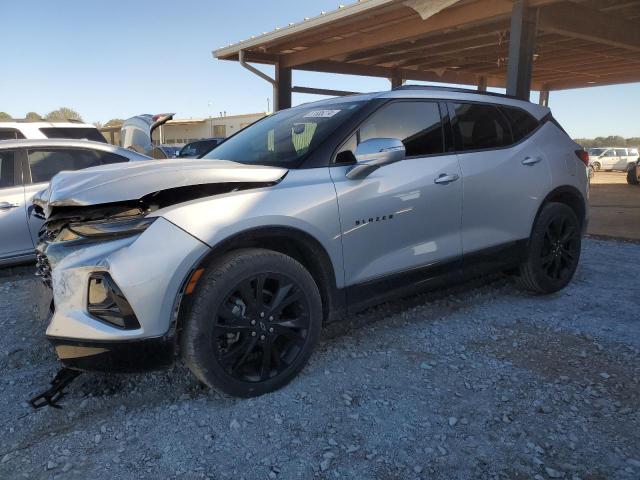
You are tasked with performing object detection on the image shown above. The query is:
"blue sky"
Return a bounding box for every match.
[2,0,639,138]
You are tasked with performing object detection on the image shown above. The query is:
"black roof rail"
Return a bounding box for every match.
[392,85,526,102]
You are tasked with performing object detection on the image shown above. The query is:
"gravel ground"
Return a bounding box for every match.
[1,238,639,480]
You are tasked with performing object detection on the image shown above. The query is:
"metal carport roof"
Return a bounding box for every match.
[214,0,640,109]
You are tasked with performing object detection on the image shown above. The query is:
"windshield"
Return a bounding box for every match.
[588,148,607,157]
[203,101,365,167]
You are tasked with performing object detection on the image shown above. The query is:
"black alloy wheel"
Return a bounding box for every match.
[181,249,322,397]
[516,202,581,294]
[539,215,580,282]
[213,273,310,383]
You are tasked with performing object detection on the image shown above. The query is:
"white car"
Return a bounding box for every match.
[588,147,638,171]
[0,121,106,143]
[0,139,150,266]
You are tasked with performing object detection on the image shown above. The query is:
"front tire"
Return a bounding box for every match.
[516,203,581,294]
[592,162,601,171]
[181,249,322,397]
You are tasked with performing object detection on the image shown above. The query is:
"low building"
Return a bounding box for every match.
[99,112,266,146]
[161,112,266,145]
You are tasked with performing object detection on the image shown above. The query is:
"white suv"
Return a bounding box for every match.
[588,147,638,171]
[33,87,589,398]
[0,121,106,143]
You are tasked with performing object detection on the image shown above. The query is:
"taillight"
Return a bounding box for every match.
[575,150,589,166]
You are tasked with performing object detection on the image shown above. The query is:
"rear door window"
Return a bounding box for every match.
[0,150,17,188]
[615,149,627,157]
[499,106,540,142]
[0,128,25,141]
[359,101,444,157]
[27,148,127,183]
[450,103,513,151]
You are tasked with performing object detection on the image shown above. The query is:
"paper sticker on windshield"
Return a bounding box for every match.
[304,109,341,118]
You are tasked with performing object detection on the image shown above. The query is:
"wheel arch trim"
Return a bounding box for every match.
[172,225,346,340]
[533,185,588,236]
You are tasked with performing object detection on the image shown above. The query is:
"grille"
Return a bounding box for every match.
[35,251,52,289]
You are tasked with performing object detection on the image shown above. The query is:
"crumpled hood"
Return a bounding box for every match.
[33,158,287,215]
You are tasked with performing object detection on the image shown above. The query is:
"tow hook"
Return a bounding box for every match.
[28,368,82,410]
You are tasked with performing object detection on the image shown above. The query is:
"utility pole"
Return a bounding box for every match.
[208,101,213,137]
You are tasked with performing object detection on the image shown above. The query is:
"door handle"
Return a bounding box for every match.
[522,156,542,166]
[434,173,460,185]
[0,201,19,210]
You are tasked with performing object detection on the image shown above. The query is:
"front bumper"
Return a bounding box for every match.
[48,336,175,372]
[40,217,209,370]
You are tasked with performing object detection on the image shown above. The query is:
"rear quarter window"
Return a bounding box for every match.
[0,128,25,140]
[450,103,512,151]
[95,150,128,165]
[39,127,106,143]
[499,106,540,142]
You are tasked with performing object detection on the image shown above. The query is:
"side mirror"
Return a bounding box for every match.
[346,138,405,180]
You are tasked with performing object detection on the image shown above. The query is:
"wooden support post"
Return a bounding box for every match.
[390,71,404,88]
[477,76,487,92]
[506,0,536,100]
[275,63,292,111]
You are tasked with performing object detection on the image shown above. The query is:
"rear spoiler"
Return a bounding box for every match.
[150,113,175,137]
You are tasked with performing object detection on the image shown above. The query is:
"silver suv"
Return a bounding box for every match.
[33,87,589,397]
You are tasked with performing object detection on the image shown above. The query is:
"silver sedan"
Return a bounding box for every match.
[0,139,151,266]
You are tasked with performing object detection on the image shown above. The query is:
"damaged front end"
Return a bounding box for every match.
[34,158,287,375]
[34,200,191,373]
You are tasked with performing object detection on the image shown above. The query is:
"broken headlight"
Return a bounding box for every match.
[59,216,156,241]
[88,273,140,329]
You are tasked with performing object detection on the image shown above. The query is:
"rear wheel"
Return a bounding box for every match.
[627,166,639,185]
[181,249,322,397]
[516,202,581,294]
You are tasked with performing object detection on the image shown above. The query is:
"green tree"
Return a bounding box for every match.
[0,112,13,121]
[604,135,625,146]
[574,136,640,149]
[104,118,124,127]
[573,138,593,148]
[45,107,83,122]
[25,111,42,121]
